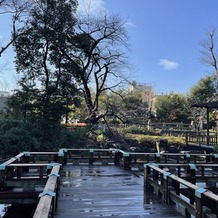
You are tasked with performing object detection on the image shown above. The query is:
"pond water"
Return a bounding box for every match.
[0,204,37,218]
[0,204,11,217]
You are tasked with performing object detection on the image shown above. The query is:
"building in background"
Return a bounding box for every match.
[128,80,155,112]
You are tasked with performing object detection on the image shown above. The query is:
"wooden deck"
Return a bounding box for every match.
[55,165,184,218]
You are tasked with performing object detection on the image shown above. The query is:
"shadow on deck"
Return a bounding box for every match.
[55,165,184,218]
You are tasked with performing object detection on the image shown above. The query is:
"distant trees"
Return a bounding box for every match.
[153,75,218,126]
[188,75,218,128]
[103,89,149,124]
[154,93,190,123]
[188,75,217,104]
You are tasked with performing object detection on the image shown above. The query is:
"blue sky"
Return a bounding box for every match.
[1,0,218,94]
[102,0,218,94]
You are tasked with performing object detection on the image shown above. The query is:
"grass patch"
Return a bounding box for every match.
[127,133,186,147]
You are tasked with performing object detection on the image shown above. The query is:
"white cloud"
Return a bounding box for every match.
[77,0,105,16]
[159,59,180,70]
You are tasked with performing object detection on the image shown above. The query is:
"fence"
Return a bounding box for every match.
[144,163,218,217]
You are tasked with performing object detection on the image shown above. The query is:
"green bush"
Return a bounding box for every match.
[62,127,89,148]
[0,119,39,157]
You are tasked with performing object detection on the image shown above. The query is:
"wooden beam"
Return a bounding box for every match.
[33,164,61,218]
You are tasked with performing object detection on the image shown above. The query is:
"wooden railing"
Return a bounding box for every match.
[109,122,192,131]
[185,131,218,146]
[33,164,61,218]
[1,149,218,217]
[0,152,63,218]
[144,163,218,218]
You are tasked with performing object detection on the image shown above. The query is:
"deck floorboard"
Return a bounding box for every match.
[55,165,184,217]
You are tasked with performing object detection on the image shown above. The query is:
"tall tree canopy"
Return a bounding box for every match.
[13,1,131,125]
[14,0,79,125]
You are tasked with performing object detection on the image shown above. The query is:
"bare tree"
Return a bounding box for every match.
[200,26,218,76]
[62,11,131,123]
[0,0,30,57]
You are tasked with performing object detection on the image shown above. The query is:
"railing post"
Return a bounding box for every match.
[206,152,211,163]
[216,133,218,145]
[185,153,191,163]
[58,151,64,165]
[39,166,44,179]
[213,154,218,164]
[185,132,188,146]
[62,148,68,165]
[89,149,94,165]
[152,163,159,180]
[23,151,30,172]
[123,152,131,170]
[155,153,160,163]
[172,180,180,195]
[114,149,120,165]
[16,166,22,179]
[163,172,171,203]
[33,154,36,163]
[0,169,5,191]
[195,188,206,218]
[144,164,151,189]
[188,164,196,205]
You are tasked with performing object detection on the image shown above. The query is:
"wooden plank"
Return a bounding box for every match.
[33,164,61,218]
[55,165,184,217]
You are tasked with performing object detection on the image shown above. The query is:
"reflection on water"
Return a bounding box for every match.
[0,204,11,217]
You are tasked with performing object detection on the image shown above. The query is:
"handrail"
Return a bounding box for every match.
[33,164,61,218]
[185,131,218,146]
[145,164,218,217]
[0,153,24,170]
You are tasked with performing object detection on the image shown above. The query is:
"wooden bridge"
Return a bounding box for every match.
[1,149,218,217]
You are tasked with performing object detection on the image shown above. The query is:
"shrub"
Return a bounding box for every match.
[126,134,185,148]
